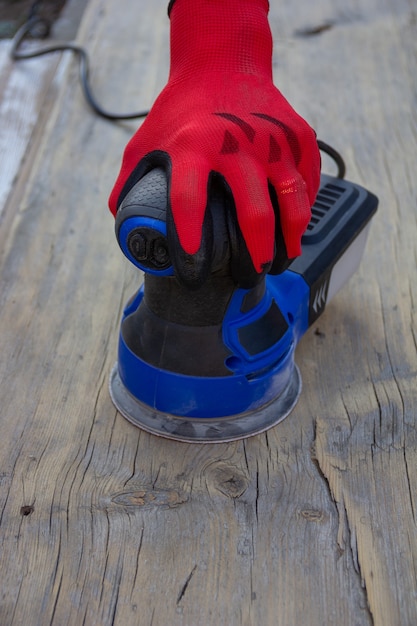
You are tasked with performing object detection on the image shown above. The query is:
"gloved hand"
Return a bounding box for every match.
[109,0,321,288]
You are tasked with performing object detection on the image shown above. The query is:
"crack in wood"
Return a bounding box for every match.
[312,421,375,624]
[176,565,197,605]
[295,21,334,37]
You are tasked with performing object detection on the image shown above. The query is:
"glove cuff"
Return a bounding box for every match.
[167,0,272,81]
[168,0,270,17]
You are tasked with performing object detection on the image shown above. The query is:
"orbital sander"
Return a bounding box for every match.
[109,167,378,442]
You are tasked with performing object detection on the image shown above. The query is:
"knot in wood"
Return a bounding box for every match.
[111,487,188,510]
[20,504,34,516]
[300,508,324,522]
[208,462,249,499]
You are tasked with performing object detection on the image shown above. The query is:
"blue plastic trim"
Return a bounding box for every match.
[221,271,310,375]
[117,328,296,418]
[116,270,311,419]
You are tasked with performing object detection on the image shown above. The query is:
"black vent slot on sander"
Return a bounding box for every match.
[307,182,347,231]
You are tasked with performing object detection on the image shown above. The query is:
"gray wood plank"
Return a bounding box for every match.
[0,0,416,624]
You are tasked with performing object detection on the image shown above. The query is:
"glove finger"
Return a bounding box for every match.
[167,154,213,288]
[108,120,156,215]
[222,156,275,275]
[269,169,311,258]
[267,181,292,275]
[296,133,321,206]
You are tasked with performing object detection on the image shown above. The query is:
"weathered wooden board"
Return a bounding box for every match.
[0,40,62,219]
[0,0,416,624]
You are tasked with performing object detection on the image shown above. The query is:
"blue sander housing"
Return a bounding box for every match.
[109,168,378,442]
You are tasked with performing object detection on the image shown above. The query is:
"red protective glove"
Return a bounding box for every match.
[109,0,320,287]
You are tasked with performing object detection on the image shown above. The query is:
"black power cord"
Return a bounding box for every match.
[11,15,148,121]
[11,14,346,177]
[316,139,346,179]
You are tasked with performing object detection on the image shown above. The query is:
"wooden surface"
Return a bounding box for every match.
[1,0,416,624]
[0,40,62,219]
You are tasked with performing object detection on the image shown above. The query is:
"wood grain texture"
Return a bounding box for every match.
[0,40,62,219]
[0,0,416,624]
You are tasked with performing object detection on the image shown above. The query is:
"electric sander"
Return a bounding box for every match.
[109,168,378,442]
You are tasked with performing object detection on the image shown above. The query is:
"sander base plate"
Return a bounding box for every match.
[109,363,302,443]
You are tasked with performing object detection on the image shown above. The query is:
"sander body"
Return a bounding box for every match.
[109,168,377,442]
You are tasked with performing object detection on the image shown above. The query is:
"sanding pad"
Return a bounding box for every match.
[109,362,301,443]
